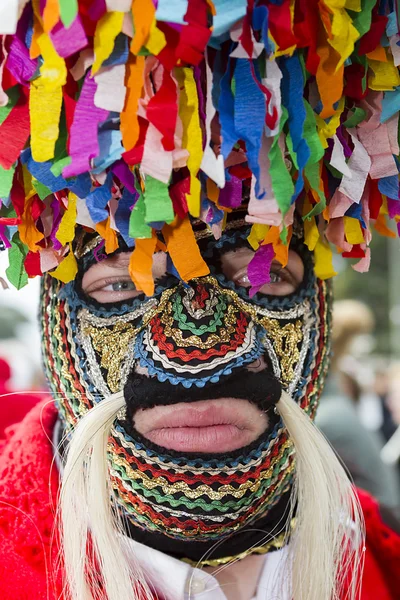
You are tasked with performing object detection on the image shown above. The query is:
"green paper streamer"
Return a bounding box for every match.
[5,233,28,290]
[129,191,152,238]
[59,0,78,28]
[343,107,366,128]
[0,87,19,127]
[351,0,375,38]
[144,176,174,224]
[268,108,294,215]
[303,101,326,218]
[33,179,52,200]
[0,164,16,198]
[50,156,71,177]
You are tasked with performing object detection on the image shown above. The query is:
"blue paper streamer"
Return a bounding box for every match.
[93,129,123,173]
[381,86,400,122]
[218,56,237,160]
[86,171,113,224]
[102,33,129,67]
[115,187,137,246]
[378,174,400,199]
[234,59,266,198]
[156,0,188,25]
[280,55,310,204]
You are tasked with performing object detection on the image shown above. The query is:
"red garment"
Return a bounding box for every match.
[0,396,399,600]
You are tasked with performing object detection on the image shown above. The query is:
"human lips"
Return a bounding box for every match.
[133,398,269,453]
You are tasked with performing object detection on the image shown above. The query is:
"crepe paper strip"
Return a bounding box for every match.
[92,11,124,75]
[0,0,19,35]
[374,212,398,237]
[24,250,42,277]
[86,172,113,224]
[268,113,294,216]
[388,198,400,218]
[63,73,109,179]
[175,68,202,217]
[0,164,16,199]
[343,107,367,128]
[359,12,388,55]
[156,0,188,25]
[325,217,352,253]
[344,216,365,245]
[49,16,88,59]
[103,33,129,68]
[234,59,266,198]
[200,60,225,190]
[369,57,400,90]
[50,244,78,282]
[58,0,78,28]
[121,56,145,152]
[381,86,400,122]
[56,192,77,245]
[143,175,174,224]
[106,0,132,10]
[352,247,371,273]
[247,243,274,298]
[313,238,337,280]
[129,188,152,238]
[146,21,167,56]
[0,87,19,126]
[175,0,211,66]
[129,232,157,296]
[114,187,137,245]
[6,36,38,86]
[378,175,400,200]
[169,177,190,219]
[304,215,320,252]
[141,123,173,183]
[162,215,210,282]
[389,33,400,67]
[42,0,59,33]
[130,0,155,55]
[30,33,67,163]
[330,135,352,178]
[247,224,269,250]
[338,130,371,204]
[146,69,177,152]
[95,217,119,254]
[201,59,225,191]
[32,179,52,200]
[0,91,30,170]
[94,64,126,112]
[218,175,243,209]
[5,233,28,289]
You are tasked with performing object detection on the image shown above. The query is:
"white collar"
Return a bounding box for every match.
[122,536,290,600]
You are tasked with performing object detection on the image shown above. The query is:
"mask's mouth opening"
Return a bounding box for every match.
[122,361,282,457]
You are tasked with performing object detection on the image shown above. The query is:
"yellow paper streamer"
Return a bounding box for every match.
[30,32,66,162]
[344,216,365,245]
[304,217,320,251]
[163,216,210,282]
[146,21,167,55]
[368,57,400,91]
[51,245,78,283]
[316,97,345,149]
[92,11,124,74]
[345,0,361,11]
[248,224,269,250]
[314,239,337,280]
[56,193,77,245]
[176,68,203,217]
[129,233,157,296]
[324,1,360,70]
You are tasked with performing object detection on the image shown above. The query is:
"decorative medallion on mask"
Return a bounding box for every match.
[40,229,332,560]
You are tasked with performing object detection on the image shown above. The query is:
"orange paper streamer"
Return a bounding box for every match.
[129,233,157,296]
[121,55,145,152]
[163,216,210,282]
[96,218,119,254]
[131,0,155,55]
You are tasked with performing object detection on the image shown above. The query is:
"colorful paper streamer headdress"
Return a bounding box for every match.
[1,0,400,293]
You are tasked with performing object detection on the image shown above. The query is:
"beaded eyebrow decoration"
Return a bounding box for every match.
[1,0,400,295]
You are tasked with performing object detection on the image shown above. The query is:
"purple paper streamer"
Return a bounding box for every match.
[218,175,242,209]
[247,243,275,298]
[194,65,206,125]
[93,239,106,262]
[49,198,63,251]
[112,160,137,193]
[336,126,352,158]
[63,73,109,178]
[7,37,38,86]
[49,16,88,59]
[88,0,107,21]
[388,198,400,218]
[0,226,11,250]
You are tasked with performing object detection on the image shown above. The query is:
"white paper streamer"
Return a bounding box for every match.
[200,58,225,189]
[94,65,126,112]
[330,135,352,178]
[0,0,18,34]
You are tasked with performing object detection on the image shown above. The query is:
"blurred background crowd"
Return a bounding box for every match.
[1,234,400,516]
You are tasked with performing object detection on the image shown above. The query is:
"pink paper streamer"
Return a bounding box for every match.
[218,175,242,208]
[247,243,275,298]
[352,247,371,273]
[63,73,109,178]
[6,35,37,85]
[49,16,88,59]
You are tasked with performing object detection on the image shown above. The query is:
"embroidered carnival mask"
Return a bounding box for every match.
[41,225,332,563]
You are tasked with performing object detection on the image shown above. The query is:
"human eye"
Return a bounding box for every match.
[83,276,143,303]
[220,248,304,297]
